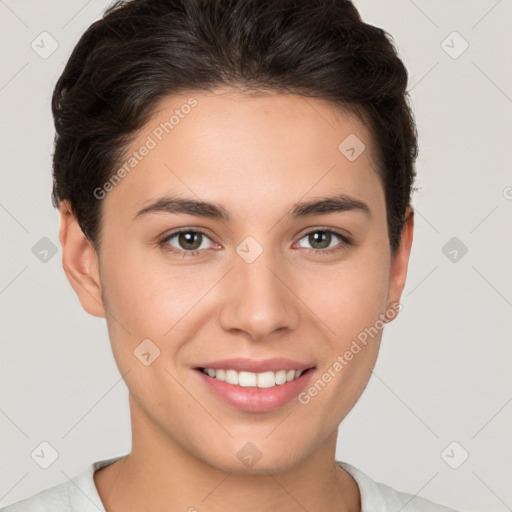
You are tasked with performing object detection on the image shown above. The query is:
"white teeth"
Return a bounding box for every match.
[275,370,287,385]
[257,371,275,388]
[201,367,307,388]
[225,369,239,385]
[239,371,257,387]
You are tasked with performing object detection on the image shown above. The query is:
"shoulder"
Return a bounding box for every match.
[336,461,462,512]
[0,454,127,512]
[0,481,70,512]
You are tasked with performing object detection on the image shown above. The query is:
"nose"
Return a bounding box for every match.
[217,249,300,341]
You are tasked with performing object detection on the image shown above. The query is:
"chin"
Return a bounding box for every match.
[196,440,309,476]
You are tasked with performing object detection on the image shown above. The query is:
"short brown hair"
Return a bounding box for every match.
[51,0,418,255]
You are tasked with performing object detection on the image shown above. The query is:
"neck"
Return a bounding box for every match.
[94,394,360,512]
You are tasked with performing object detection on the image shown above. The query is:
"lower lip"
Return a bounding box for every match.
[194,368,316,413]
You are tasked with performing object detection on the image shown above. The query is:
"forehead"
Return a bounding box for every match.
[103,88,384,221]
[145,87,375,157]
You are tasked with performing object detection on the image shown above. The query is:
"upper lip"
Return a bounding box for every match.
[195,358,315,373]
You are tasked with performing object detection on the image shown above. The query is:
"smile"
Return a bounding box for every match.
[199,368,305,388]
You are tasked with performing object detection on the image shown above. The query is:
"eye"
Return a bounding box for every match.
[159,229,217,257]
[295,229,351,254]
[158,227,351,258]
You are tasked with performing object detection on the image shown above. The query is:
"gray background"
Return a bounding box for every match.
[1,1,511,511]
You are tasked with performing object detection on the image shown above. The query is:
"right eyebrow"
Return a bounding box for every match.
[134,195,230,221]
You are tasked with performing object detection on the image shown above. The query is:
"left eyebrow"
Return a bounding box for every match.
[290,193,372,219]
[133,192,371,221]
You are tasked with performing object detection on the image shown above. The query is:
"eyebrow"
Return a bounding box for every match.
[134,193,371,221]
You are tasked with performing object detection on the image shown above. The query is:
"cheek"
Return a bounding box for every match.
[100,242,212,338]
[305,248,390,341]
[297,268,389,426]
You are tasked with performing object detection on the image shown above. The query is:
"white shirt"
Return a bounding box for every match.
[0,454,460,511]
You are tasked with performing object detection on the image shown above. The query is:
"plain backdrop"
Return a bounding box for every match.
[1,1,511,511]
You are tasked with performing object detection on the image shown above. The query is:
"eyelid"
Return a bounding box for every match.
[296,226,352,244]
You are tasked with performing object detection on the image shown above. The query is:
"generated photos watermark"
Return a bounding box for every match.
[93,97,198,200]
[298,302,402,405]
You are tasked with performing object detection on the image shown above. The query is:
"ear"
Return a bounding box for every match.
[59,200,106,318]
[386,206,414,318]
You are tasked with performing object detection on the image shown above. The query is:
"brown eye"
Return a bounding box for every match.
[160,230,215,255]
[296,229,350,254]
[307,231,332,249]
[177,231,203,250]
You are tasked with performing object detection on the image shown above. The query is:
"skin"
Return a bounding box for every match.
[59,87,414,512]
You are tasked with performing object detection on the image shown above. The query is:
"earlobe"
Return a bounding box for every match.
[386,207,414,318]
[59,201,106,318]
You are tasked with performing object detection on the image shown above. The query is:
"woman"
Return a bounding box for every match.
[2,0,460,510]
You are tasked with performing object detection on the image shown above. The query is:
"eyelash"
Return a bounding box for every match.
[158,228,352,258]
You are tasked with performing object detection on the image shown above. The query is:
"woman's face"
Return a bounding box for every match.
[66,88,412,473]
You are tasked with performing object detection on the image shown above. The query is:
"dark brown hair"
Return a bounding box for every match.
[51,0,418,255]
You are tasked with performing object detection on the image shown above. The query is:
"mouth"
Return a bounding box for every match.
[196,367,313,388]
[193,366,317,412]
